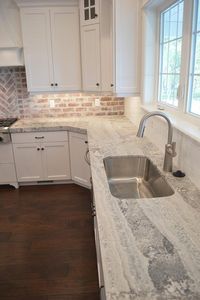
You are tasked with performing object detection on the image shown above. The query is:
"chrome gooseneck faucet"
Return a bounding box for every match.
[136,111,176,172]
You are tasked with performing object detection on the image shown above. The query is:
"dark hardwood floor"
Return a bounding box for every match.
[0,184,99,300]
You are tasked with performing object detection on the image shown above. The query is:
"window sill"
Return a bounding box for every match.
[141,104,200,144]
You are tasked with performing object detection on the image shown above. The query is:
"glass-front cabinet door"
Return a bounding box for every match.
[80,0,100,25]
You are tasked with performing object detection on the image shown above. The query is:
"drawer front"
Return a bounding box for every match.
[11,131,69,144]
[0,164,17,182]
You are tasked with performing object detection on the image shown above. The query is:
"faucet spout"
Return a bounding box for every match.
[136,111,176,172]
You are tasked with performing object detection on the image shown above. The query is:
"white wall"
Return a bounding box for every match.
[125,97,200,189]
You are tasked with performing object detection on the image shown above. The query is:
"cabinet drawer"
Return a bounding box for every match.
[11,131,69,144]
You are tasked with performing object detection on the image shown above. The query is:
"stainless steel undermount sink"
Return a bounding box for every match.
[103,156,174,199]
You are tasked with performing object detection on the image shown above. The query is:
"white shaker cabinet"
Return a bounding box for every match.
[69,132,91,188]
[43,142,71,181]
[20,7,81,92]
[20,8,54,92]
[79,0,141,95]
[12,143,44,182]
[12,132,71,183]
[50,7,81,91]
[114,0,141,95]
[81,24,101,91]
[80,0,100,26]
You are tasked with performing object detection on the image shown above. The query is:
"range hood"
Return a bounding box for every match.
[0,0,24,67]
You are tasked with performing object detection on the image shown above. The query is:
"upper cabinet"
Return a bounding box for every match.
[20,6,81,92]
[17,0,141,95]
[80,0,141,95]
[80,0,100,25]
[81,24,101,91]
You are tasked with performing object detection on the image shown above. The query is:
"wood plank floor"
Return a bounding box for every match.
[0,184,99,300]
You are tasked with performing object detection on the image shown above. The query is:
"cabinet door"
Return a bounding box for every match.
[50,7,81,91]
[20,8,54,92]
[80,0,100,26]
[42,142,71,181]
[81,24,101,91]
[101,0,113,92]
[69,132,91,188]
[13,143,43,182]
[115,0,140,94]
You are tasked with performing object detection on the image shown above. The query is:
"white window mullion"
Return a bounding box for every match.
[179,0,194,113]
[187,0,200,117]
[158,0,184,108]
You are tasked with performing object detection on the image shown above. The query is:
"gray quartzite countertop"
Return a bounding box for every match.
[10,117,200,299]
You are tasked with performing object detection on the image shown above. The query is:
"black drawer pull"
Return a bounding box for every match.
[35,136,44,139]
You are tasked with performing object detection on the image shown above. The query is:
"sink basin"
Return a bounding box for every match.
[103,156,174,199]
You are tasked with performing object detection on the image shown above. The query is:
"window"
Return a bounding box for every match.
[159,0,184,107]
[157,0,200,119]
[188,0,200,116]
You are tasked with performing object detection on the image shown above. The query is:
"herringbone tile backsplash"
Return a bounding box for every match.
[0,67,124,118]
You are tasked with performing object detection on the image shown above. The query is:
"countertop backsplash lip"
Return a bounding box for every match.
[9,115,200,299]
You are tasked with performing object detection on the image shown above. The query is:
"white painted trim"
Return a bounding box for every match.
[141,103,200,144]
[143,0,177,10]
[15,0,78,8]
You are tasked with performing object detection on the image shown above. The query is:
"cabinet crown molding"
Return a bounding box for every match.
[15,0,78,8]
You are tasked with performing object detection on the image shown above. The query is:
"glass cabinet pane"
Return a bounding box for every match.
[90,0,95,6]
[84,9,89,20]
[84,0,89,8]
[91,7,96,19]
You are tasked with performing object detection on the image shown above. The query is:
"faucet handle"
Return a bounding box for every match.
[166,142,177,157]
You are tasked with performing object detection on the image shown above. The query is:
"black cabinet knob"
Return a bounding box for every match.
[51,83,54,86]
[96,83,99,87]
[37,148,40,151]
[95,14,98,17]
[85,141,88,144]
[111,84,114,87]
[55,83,58,86]
[41,148,44,151]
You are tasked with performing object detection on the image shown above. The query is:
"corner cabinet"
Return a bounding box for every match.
[69,132,91,188]
[20,6,81,92]
[12,132,71,183]
[79,0,141,95]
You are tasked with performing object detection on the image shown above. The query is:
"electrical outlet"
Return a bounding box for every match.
[49,99,55,108]
[95,98,101,107]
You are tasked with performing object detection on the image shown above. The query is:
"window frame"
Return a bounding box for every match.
[155,0,200,122]
[186,0,200,118]
[158,0,184,108]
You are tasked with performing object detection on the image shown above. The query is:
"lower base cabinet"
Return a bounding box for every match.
[69,132,91,188]
[12,131,91,186]
[43,142,71,180]
[0,143,18,187]
[13,143,44,182]
[12,132,71,183]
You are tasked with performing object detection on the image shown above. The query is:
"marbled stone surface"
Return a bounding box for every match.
[10,116,200,299]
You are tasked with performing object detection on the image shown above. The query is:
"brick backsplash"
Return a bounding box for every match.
[0,67,124,118]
